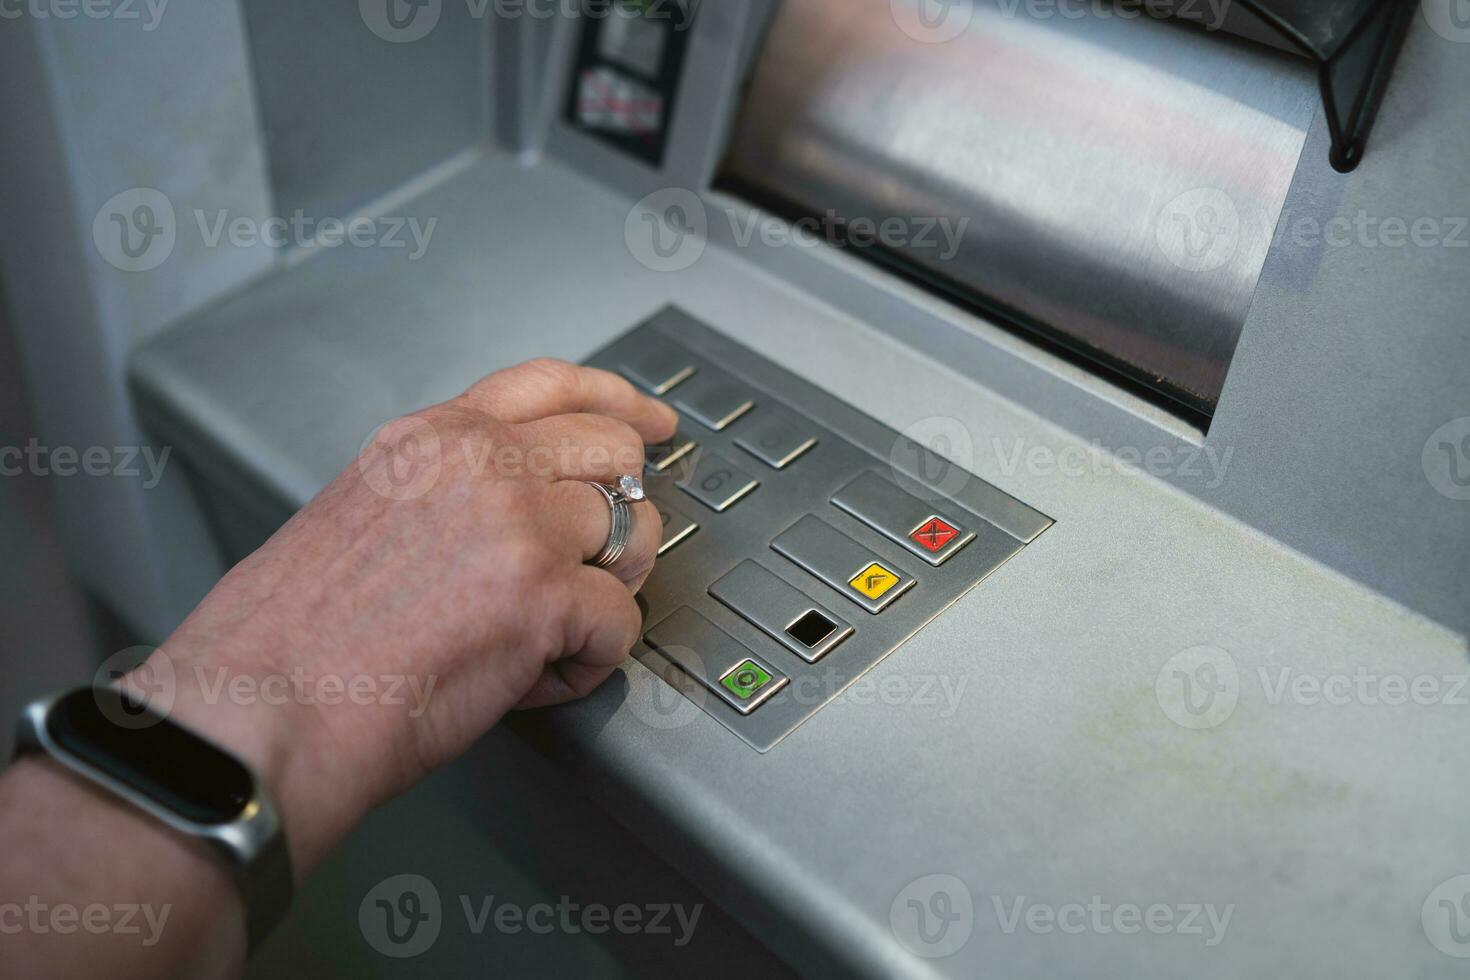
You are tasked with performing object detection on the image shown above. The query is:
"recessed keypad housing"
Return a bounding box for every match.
[590,306,1052,751]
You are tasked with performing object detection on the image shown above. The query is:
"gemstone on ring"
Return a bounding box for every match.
[618,474,646,502]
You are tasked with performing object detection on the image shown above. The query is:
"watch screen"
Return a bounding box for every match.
[46,688,254,825]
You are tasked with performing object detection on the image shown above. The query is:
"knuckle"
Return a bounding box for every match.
[521,357,582,393]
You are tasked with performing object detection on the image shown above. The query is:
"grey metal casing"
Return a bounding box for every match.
[44,1,1470,977]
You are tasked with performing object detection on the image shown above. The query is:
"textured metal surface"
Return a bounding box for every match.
[127,128,1469,976]
[722,0,1318,413]
[590,308,1048,750]
[709,560,855,664]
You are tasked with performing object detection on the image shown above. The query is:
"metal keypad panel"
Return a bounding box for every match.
[589,306,1053,751]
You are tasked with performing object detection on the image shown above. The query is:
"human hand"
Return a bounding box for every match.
[126,359,677,871]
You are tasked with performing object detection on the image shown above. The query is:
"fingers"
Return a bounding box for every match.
[539,481,662,589]
[513,565,643,710]
[512,414,645,483]
[462,359,677,443]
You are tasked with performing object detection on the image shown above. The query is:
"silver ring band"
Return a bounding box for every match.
[588,482,634,569]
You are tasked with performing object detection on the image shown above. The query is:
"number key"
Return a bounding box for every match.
[677,451,760,513]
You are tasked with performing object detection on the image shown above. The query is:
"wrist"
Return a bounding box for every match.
[121,646,364,876]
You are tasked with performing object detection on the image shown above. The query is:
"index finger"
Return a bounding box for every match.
[460,359,677,443]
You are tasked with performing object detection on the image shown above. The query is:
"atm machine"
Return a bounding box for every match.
[4,0,1468,976]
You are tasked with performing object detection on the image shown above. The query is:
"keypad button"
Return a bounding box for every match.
[644,607,788,715]
[831,471,978,567]
[649,495,699,556]
[673,376,756,431]
[645,432,698,474]
[709,560,854,664]
[620,347,697,395]
[734,409,818,470]
[677,451,759,512]
[771,515,916,614]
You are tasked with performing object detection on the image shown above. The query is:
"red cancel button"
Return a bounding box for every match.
[910,517,961,553]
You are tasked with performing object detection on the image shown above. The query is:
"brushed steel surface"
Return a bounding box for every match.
[772,514,918,615]
[644,606,791,715]
[722,0,1317,412]
[593,307,1050,751]
[676,450,762,512]
[832,470,980,567]
[710,559,856,664]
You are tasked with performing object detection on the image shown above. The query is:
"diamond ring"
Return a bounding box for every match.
[587,475,646,569]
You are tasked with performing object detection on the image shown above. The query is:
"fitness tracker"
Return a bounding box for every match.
[12,687,293,953]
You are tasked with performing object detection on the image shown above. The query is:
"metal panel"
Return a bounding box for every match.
[721,0,1318,414]
[589,308,1050,751]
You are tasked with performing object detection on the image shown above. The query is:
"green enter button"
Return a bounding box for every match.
[721,660,773,700]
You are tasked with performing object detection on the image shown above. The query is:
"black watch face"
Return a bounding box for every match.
[46,688,254,826]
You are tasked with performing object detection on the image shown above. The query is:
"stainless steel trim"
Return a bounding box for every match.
[644,607,789,715]
[709,559,854,664]
[771,514,916,615]
[645,431,698,473]
[722,0,1316,412]
[734,407,818,470]
[650,494,700,556]
[832,471,978,567]
[620,346,697,395]
[673,374,757,431]
[676,450,760,512]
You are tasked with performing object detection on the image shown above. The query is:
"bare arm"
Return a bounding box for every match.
[0,359,676,978]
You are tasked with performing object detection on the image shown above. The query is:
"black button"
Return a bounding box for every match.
[786,610,839,649]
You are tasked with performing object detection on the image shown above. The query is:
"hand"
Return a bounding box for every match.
[128,359,677,872]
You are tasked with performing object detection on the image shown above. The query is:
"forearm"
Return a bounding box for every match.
[0,360,672,977]
[0,756,245,979]
[0,614,382,978]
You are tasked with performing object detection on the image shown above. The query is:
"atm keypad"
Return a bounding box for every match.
[644,607,789,715]
[595,307,1052,751]
[651,496,699,556]
[673,374,757,431]
[621,347,696,395]
[831,471,979,567]
[710,560,854,663]
[735,407,818,470]
[677,451,760,513]
[771,515,916,614]
[645,431,698,474]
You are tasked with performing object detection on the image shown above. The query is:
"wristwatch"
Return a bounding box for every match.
[13,687,293,953]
